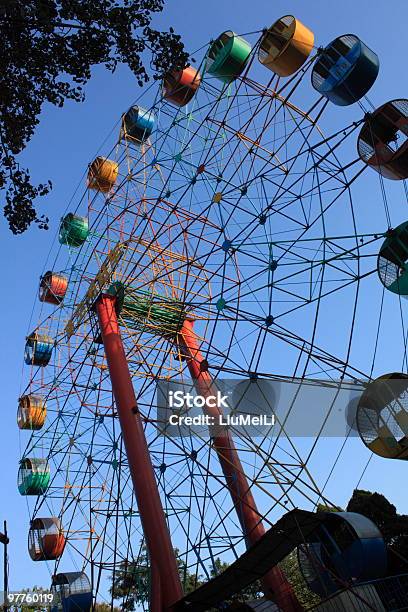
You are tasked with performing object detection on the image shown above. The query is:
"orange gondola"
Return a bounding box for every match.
[87,157,119,192]
[258,15,314,77]
[17,395,46,430]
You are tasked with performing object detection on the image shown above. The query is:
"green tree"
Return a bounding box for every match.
[205,555,317,609]
[17,586,50,612]
[316,503,343,513]
[279,550,320,610]
[209,556,229,577]
[0,0,188,234]
[111,557,149,610]
[347,489,408,575]
[111,543,201,610]
[94,603,121,612]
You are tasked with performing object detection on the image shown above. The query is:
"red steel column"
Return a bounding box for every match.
[179,319,302,612]
[96,294,183,611]
[150,561,162,611]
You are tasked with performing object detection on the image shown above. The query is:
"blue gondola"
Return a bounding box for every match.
[312,35,379,106]
[51,572,92,612]
[122,105,155,143]
[24,332,53,366]
[298,511,387,597]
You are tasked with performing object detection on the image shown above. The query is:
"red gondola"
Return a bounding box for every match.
[28,518,65,561]
[163,66,201,107]
[358,99,408,180]
[39,271,68,305]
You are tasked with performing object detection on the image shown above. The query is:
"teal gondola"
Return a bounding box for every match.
[18,458,50,495]
[206,31,251,83]
[59,213,89,248]
[377,221,408,295]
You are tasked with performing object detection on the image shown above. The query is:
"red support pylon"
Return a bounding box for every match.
[179,319,303,612]
[96,294,183,611]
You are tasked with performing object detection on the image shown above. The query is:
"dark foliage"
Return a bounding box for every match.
[347,489,408,574]
[0,0,188,233]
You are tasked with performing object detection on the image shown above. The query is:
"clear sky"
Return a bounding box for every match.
[1,0,408,596]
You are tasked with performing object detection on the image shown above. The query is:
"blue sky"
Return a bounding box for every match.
[1,0,408,595]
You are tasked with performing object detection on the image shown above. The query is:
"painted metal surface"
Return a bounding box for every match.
[312,35,379,105]
[95,293,183,611]
[259,15,314,77]
[87,156,119,192]
[17,395,46,430]
[51,572,92,612]
[299,511,387,597]
[28,518,65,561]
[122,105,155,142]
[357,373,408,460]
[358,99,408,180]
[24,333,53,366]
[18,458,50,495]
[163,66,201,106]
[59,213,89,247]
[178,318,302,612]
[378,221,408,295]
[174,510,324,611]
[39,271,68,305]
[206,31,251,82]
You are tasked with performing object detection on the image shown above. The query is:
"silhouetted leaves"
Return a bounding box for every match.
[347,489,408,575]
[0,0,188,233]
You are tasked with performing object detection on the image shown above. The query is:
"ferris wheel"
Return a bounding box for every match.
[17,13,408,612]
